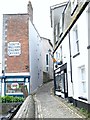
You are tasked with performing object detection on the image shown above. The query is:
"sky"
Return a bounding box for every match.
[0,0,66,64]
[0,0,66,40]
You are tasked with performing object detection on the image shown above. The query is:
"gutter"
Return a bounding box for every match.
[53,1,89,53]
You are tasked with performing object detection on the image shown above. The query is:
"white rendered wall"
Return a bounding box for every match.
[54,33,74,98]
[88,4,90,104]
[29,20,43,94]
[41,38,53,80]
[70,8,88,103]
[61,34,74,97]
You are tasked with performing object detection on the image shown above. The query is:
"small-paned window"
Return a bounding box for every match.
[59,12,64,36]
[46,54,49,65]
[46,54,49,71]
[73,25,79,56]
[78,66,87,98]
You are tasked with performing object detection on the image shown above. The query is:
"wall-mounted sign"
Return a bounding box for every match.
[7,42,21,56]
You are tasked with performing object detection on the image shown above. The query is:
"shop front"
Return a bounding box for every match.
[54,63,68,98]
[0,75,30,97]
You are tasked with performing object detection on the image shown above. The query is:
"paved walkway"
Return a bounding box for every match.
[33,81,86,119]
[14,95,35,119]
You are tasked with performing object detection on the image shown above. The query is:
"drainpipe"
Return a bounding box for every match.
[68,33,72,83]
[68,32,74,100]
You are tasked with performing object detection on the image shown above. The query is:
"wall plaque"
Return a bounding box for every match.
[7,42,21,56]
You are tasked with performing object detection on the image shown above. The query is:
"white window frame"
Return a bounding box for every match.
[60,46,63,62]
[55,25,58,42]
[45,53,49,72]
[78,66,87,98]
[59,13,64,36]
[73,25,79,55]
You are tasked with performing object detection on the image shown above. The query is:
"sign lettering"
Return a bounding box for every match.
[7,42,21,56]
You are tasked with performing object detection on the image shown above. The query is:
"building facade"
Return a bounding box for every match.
[50,0,90,112]
[41,37,53,83]
[1,1,43,96]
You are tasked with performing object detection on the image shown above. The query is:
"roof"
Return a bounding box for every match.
[50,2,68,10]
[50,1,68,27]
[41,37,53,48]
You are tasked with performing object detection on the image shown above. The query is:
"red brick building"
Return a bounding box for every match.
[1,1,34,96]
[2,13,31,96]
[3,14,29,73]
[1,1,50,97]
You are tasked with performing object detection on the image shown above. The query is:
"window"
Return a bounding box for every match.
[71,0,78,16]
[46,54,49,65]
[55,25,58,42]
[55,23,60,44]
[59,12,64,36]
[60,46,63,62]
[56,52,58,60]
[73,25,79,56]
[6,82,24,94]
[46,54,49,71]
[79,66,87,98]
[80,67,86,93]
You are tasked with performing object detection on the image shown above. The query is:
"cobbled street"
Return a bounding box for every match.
[33,81,86,119]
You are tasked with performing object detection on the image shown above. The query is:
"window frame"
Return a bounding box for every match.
[60,45,63,62]
[78,65,87,99]
[73,25,80,58]
[45,53,49,72]
[59,12,64,37]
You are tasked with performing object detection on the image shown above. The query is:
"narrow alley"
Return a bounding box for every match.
[13,80,87,119]
[33,81,85,119]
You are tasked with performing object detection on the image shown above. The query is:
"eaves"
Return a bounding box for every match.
[53,1,89,53]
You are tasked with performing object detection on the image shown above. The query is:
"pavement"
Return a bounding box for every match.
[33,81,87,119]
[14,80,88,119]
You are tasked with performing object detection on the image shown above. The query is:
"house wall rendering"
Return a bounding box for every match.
[41,37,53,83]
[50,0,90,112]
[29,20,43,93]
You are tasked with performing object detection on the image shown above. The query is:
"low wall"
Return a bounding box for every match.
[14,95,35,118]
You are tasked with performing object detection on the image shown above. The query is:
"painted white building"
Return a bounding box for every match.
[41,37,53,83]
[50,0,90,112]
[29,20,43,93]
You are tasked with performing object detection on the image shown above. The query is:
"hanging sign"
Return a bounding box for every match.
[7,42,21,56]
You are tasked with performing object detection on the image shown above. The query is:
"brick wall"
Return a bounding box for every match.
[3,14,29,73]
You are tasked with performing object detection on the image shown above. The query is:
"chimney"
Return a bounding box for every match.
[27,1,33,23]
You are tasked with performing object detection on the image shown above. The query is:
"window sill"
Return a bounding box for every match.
[73,52,80,58]
[78,96,87,101]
